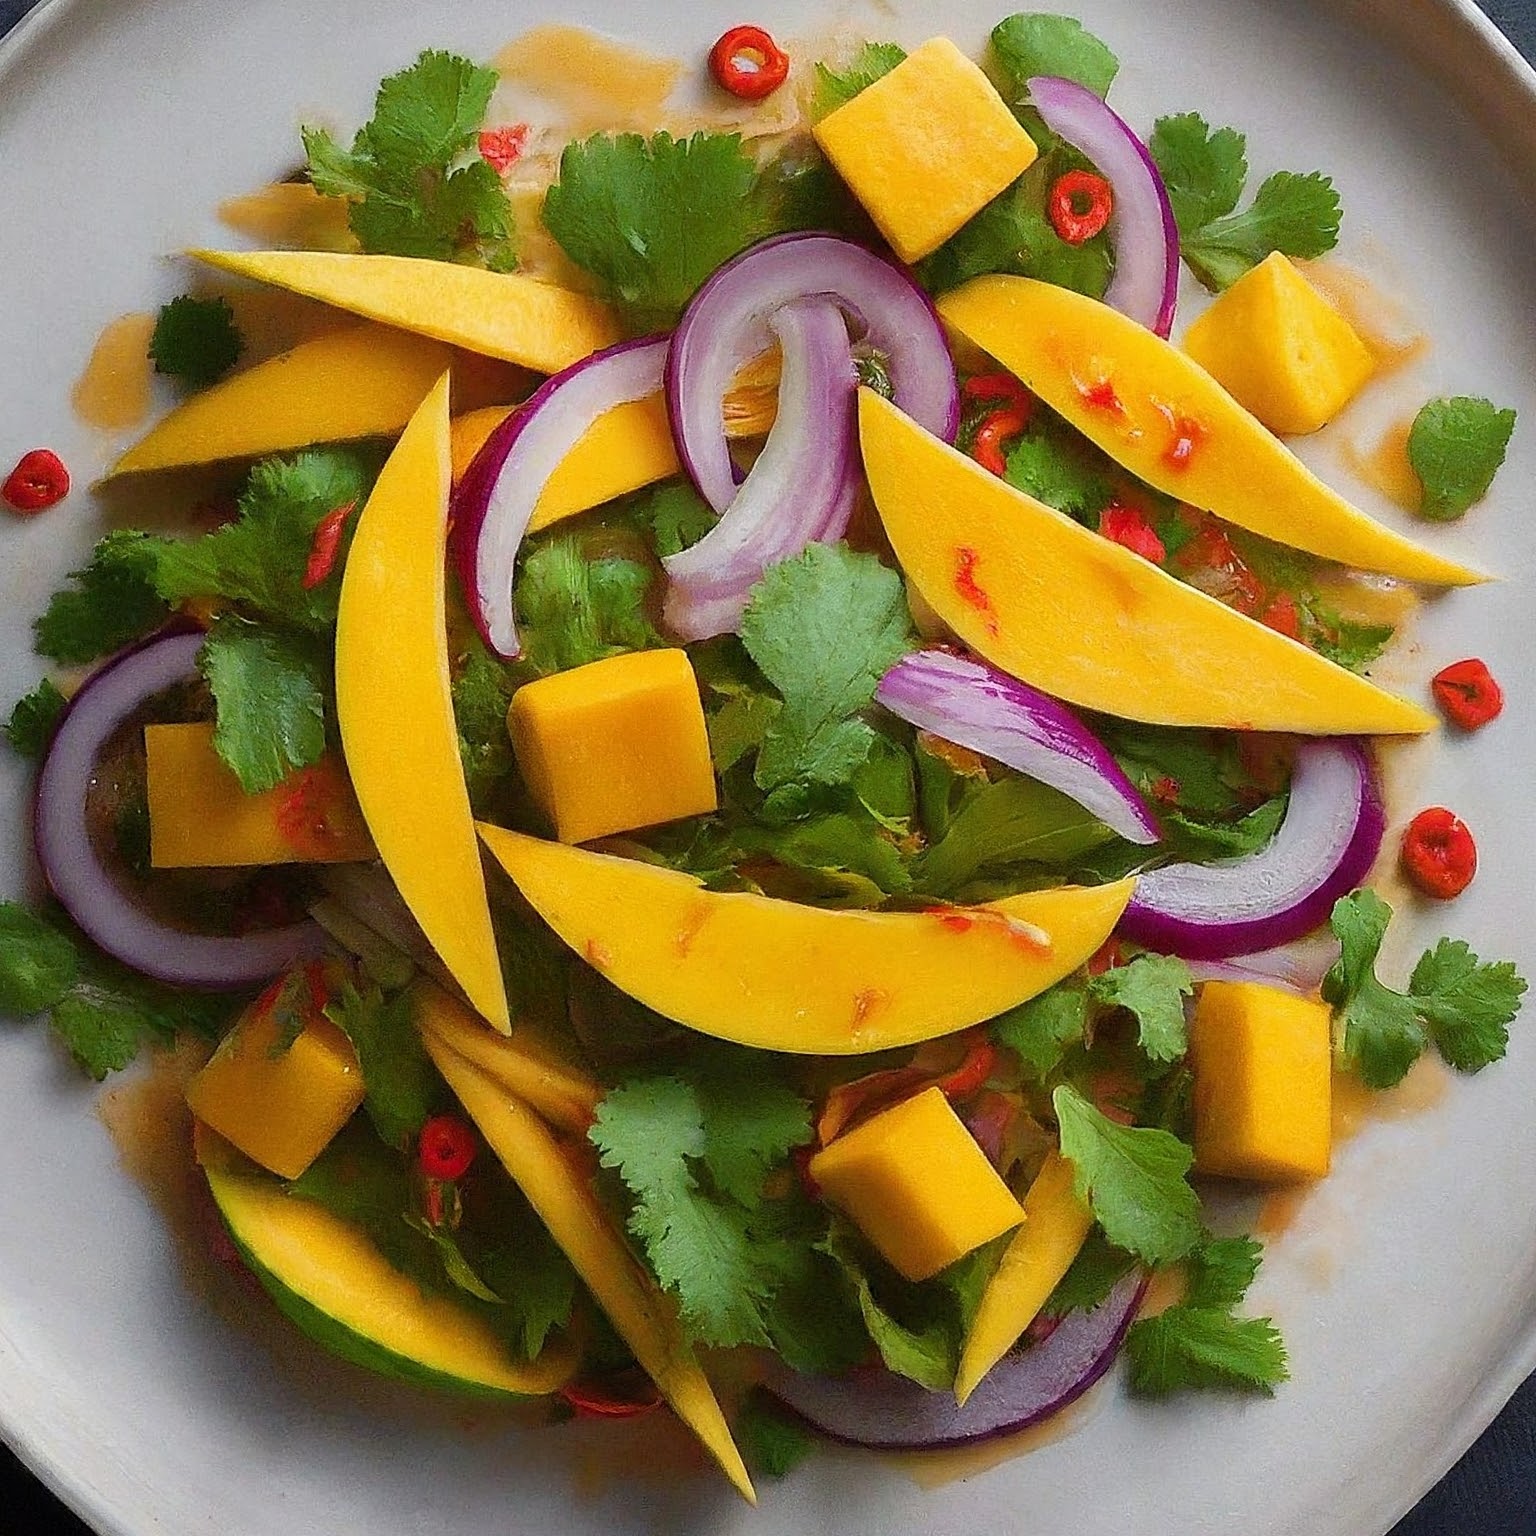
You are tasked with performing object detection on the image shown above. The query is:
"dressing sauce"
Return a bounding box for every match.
[1300,260,1431,376]
[1340,417,1422,514]
[72,311,157,430]
[493,26,682,138]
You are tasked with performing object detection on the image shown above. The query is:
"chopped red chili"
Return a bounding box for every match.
[953,546,1000,634]
[1259,590,1302,641]
[1099,502,1166,564]
[970,404,1031,476]
[1076,374,1124,416]
[708,25,790,99]
[1048,169,1114,245]
[1154,404,1208,471]
[478,124,530,174]
[934,1037,998,1100]
[1400,807,1477,900]
[418,1114,477,1182]
[3,448,71,513]
[1431,658,1503,731]
[560,1372,664,1420]
[962,372,1032,412]
[302,500,356,590]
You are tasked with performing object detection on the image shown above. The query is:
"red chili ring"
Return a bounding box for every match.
[1048,169,1114,245]
[709,25,790,100]
[1431,658,1503,731]
[417,1114,477,1182]
[3,448,71,513]
[1400,806,1477,900]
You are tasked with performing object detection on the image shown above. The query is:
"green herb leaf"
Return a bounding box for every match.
[990,14,1120,99]
[1324,890,1427,1089]
[811,41,907,118]
[1044,1225,1136,1316]
[4,679,67,760]
[1052,1084,1203,1266]
[736,1389,818,1478]
[0,902,80,1016]
[199,618,329,795]
[326,982,442,1148]
[149,295,244,387]
[1303,606,1395,672]
[1148,113,1247,234]
[1406,396,1516,521]
[992,982,1089,1078]
[1091,954,1194,1064]
[516,533,663,676]
[1410,937,1528,1074]
[634,480,717,559]
[451,640,518,812]
[33,535,172,665]
[1003,425,1115,523]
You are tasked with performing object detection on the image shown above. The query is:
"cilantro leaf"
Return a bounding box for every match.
[326,982,442,1148]
[1091,954,1193,1064]
[0,902,80,1016]
[149,295,244,387]
[1162,796,1286,861]
[992,982,1089,1078]
[707,690,780,776]
[515,532,663,675]
[1406,396,1516,521]
[1148,114,1246,234]
[303,51,513,268]
[739,545,913,795]
[544,132,775,328]
[1183,172,1342,292]
[736,1389,817,1478]
[990,14,1120,100]
[50,992,152,1078]
[33,536,171,665]
[451,642,518,813]
[1125,1236,1288,1395]
[1410,938,1528,1074]
[811,42,907,118]
[4,679,66,759]
[1324,889,1427,1089]
[1052,1084,1203,1266]
[726,812,913,904]
[634,480,717,559]
[1304,606,1395,673]
[1044,1226,1136,1316]
[1003,426,1115,523]
[199,619,329,795]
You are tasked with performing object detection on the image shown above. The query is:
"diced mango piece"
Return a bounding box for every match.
[809,1087,1024,1282]
[812,38,1038,264]
[1183,254,1376,435]
[186,974,365,1180]
[1188,980,1333,1182]
[145,722,374,869]
[954,1150,1094,1403]
[507,649,717,845]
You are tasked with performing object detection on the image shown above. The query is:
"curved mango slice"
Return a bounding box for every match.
[478,824,1135,1055]
[335,374,510,1031]
[420,1022,754,1502]
[937,276,1483,586]
[954,1150,1093,1405]
[193,249,621,374]
[860,389,1435,735]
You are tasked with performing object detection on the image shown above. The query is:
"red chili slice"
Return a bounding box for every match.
[418,1114,478,1182]
[1048,170,1113,245]
[970,405,1032,476]
[1400,807,1477,900]
[478,124,530,174]
[962,372,1032,411]
[560,1371,664,1420]
[1431,658,1503,731]
[708,26,790,100]
[1099,502,1166,564]
[301,500,356,590]
[3,448,71,513]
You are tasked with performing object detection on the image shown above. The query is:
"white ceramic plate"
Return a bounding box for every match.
[4,1,1536,1532]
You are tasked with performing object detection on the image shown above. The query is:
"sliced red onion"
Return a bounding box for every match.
[451,335,669,659]
[667,232,959,513]
[768,1272,1146,1450]
[1121,739,1383,961]
[1186,932,1342,996]
[876,650,1159,845]
[662,297,856,640]
[34,631,327,989]
[1029,76,1180,337]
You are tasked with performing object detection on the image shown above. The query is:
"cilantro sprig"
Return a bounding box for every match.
[1406,396,1516,521]
[989,13,1120,101]
[149,296,244,388]
[4,679,67,760]
[811,42,906,119]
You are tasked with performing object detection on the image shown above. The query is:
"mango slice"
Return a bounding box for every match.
[193,249,621,374]
[860,389,1436,734]
[936,276,1482,586]
[954,1149,1093,1404]
[109,324,453,477]
[335,374,510,1031]
[478,824,1135,1055]
[421,1023,754,1501]
[197,1125,576,1399]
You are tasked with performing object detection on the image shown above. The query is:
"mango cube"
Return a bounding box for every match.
[1183,253,1375,435]
[812,37,1038,264]
[1189,979,1333,1182]
[808,1086,1024,1281]
[185,972,365,1180]
[507,648,717,845]
[145,722,374,868]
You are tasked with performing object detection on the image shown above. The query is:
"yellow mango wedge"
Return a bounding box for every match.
[193,250,620,374]
[478,825,1135,1055]
[420,1024,754,1502]
[110,324,455,477]
[954,1150,1094,1405]
[860,390,1435,734]
[937,276,1483,586]
[411,979,599,1136]
[335,374,510,1031]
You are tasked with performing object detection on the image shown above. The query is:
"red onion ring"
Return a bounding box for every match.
[666,232,959,513]
[662,297,855,639]
[451,335,669,660]
[1186,932,1342,995]
[767,1272,1146,1450]
[1029,76,1180,337]
[876,649,1159,845]
[33,630,327,989]
[1121,738,1383,960]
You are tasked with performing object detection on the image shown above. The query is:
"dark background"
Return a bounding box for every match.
[1,0,1535,1530]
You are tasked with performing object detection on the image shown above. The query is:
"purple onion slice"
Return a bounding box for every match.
[666,231,959,513]
[1122,738,1383,961]
[663,297,855,639]
[1186,931,1342,995]
[451,335,669,660]
[34,630,327,989]
[1029,76,1180,337]
[767,1272,1146,1450]
[877,649,1159,845]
